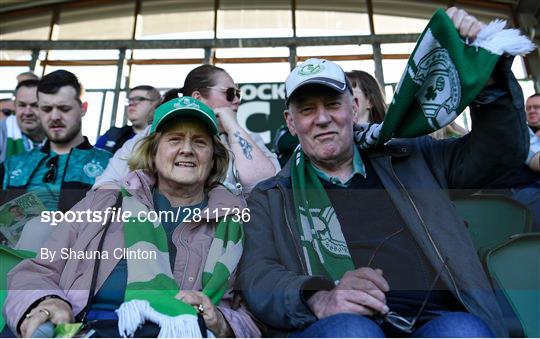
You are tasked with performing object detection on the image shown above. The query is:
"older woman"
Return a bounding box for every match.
[4,97,260,338]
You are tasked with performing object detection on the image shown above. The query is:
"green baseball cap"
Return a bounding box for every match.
[150,96,219,135]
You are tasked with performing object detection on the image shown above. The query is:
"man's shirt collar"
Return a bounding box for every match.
[311,147,366,188]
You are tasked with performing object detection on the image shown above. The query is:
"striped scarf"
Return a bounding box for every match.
[355,8,535,148]
[5,115,28,158]
[116,188,244,338]
[291,148,354,282]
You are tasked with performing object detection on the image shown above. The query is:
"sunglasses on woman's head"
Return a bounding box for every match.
[206,86,242,102]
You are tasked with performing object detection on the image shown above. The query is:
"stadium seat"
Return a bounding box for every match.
[485,233,540,338]
[453,194,533,259]
[0,245,35,331]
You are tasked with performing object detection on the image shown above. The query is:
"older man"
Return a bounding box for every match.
[0,80,45,163]
[239,8,528,338]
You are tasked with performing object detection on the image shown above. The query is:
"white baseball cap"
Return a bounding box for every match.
[285,58,351,104]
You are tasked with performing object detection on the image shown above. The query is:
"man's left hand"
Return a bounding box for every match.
[446,7,485,41]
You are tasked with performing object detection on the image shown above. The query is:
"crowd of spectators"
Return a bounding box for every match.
[0,6,537,338]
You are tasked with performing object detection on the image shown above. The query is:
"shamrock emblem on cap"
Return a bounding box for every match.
[299,62,324,76]
[174,97,200,109]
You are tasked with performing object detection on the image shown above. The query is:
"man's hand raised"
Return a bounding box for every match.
[446,7,485,41]
[307,267,390,319]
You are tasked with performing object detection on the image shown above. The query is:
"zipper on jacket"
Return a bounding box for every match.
[58,149,73,207]
[278,184,308,275]
[385,156,470,312]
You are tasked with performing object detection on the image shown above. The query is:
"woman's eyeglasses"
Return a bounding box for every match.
[206,86,242,102]
[366,228,449,334]
[42,155,59,183]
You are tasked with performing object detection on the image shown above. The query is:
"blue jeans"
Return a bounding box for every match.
[291,312,495,338]
[0,325,15,337]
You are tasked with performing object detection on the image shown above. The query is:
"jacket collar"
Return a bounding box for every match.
[363,139,411,158]
[270,141,411,189]
[40,136,93,154]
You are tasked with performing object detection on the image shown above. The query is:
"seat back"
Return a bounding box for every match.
[485,233,540,338]
[0,245,35,330]
[453,194,532,255]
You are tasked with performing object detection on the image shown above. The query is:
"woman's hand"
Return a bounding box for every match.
[177,290,233,337]
[213,106,240,133]
[20,297,74,337]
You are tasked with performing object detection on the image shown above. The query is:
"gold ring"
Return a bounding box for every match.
[197,304,205,313]
[39,309,51,319]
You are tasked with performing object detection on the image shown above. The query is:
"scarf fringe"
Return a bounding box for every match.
[117,300,202,338]
[472,19,536,56]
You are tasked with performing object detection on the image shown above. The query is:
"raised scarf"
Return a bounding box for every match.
[355,8,535,148]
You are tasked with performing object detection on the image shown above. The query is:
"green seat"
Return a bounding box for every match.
[0,245,35,331]
[485,233,540,338]
[453,194,533,258]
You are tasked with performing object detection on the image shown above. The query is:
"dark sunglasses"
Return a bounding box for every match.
[206,86,242,102]
[42,155,59,183]
[366,228,449,334]
[1,108,14,116]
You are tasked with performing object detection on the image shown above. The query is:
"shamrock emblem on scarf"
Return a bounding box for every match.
[424,76,445,101]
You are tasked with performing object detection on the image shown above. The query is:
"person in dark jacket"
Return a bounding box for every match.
[95,85,160,153]
[238,8,529,338]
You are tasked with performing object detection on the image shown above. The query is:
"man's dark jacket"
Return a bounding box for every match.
[238,56,529,338]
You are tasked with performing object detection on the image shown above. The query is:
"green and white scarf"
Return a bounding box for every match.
[5,115,27,158]
[116,188,244,338]
[356,8,535,148]
[291,149,354,281]
[294,9,534,281]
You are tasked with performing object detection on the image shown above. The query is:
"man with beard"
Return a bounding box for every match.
[1,70,111,214]
[0,80,45,163]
